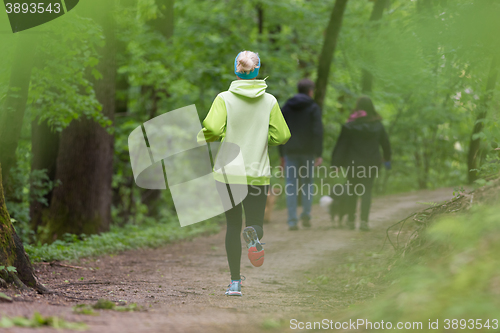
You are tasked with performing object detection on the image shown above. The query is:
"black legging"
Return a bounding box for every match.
[345,175,375,223]
[216,182,268,281]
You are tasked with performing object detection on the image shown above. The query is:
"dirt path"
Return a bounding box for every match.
[0,188,455,332]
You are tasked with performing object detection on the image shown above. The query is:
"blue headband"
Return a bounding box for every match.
[234,52,260,79]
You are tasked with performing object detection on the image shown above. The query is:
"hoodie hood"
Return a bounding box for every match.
[229,80,267,98]
[344,120,383,139]
[285,93,315,110]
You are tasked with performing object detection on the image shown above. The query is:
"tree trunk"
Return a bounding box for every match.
[0,164,47,292]
[256,3,264,35]
[468,56,498,183]
[314,0,349,110]
[45,0,117,242]
[136,0,175,216]
[0,34,38,192]
[361,0,389,93]
[115,0,138,116]
[29,118,60,232]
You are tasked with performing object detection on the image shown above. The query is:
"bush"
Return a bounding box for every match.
[349,205,500,328]
[25,218,220,262]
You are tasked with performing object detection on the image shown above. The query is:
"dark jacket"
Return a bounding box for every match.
[278,94,323,157]
[331,119,391,168]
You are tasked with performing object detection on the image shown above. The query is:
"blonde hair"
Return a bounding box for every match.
[236,51,260,74]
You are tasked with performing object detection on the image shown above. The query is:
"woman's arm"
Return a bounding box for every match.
[379,125,392,162]
[331,126,348,168]
[197,95,227,143]
[268,102,291,146]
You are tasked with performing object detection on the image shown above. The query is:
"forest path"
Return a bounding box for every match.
[0,188,455,333]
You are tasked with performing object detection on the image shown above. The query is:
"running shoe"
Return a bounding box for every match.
[288,224,299,231]
[225,280,242,296]
[243,226,264,267]
[302,217,311,228]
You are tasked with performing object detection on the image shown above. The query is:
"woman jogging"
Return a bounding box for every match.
[198,51,290,296]
[330,96,391,231]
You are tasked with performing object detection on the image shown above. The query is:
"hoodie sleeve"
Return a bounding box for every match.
[197,95,227,143]
[379,124,392,162]
[268,102,291,146]
[278,104,288,157]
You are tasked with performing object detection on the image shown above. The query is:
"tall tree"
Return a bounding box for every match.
[361,0,389,93]
[0,34,38,192]
[45,0,117,241]
[314,0,349,110]
[0,164,47,292]
[256,3,264,35]
[467,57,498,183]
[138,0,175,216]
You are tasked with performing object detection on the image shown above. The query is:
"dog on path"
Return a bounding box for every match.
[320,184,348,228]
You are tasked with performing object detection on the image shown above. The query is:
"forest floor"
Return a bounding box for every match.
[0,188,455,333]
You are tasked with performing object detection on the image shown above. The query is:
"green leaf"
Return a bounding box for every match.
[91,68,103,80]
[0,292,13,302]
[0,316,14,328]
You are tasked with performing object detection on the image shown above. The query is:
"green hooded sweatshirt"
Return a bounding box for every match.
[198,80,291,185]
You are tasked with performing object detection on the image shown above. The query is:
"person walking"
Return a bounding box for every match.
[279,79,323,230]
[199,51,290,296]
[330,96,391,231]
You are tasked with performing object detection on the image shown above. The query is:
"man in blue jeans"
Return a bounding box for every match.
[279,79,323,230]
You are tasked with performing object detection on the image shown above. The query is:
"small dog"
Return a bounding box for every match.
[326,184,349,228]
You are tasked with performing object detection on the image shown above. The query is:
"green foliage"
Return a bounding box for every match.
[74,299,142,315]
[473,154,500,185]
[261,318,284,330]
[26,14,108,131]
[0,265,17,273]
[6,143,60,244]
[5,141,34,243]
[3,0,500,248]
[73,304,99,316]
[0,292,12,302]
[0,312,87,330]
[350,205,500,326]
[25,218,220,262]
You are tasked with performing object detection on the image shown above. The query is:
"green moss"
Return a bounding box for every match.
[39,205,105,244]
[0,164,17,266]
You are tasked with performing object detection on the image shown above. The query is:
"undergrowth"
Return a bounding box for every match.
[25,218,221,262]
[349,206,500,327]
[339,180,500,331]
[0,312,86,330]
